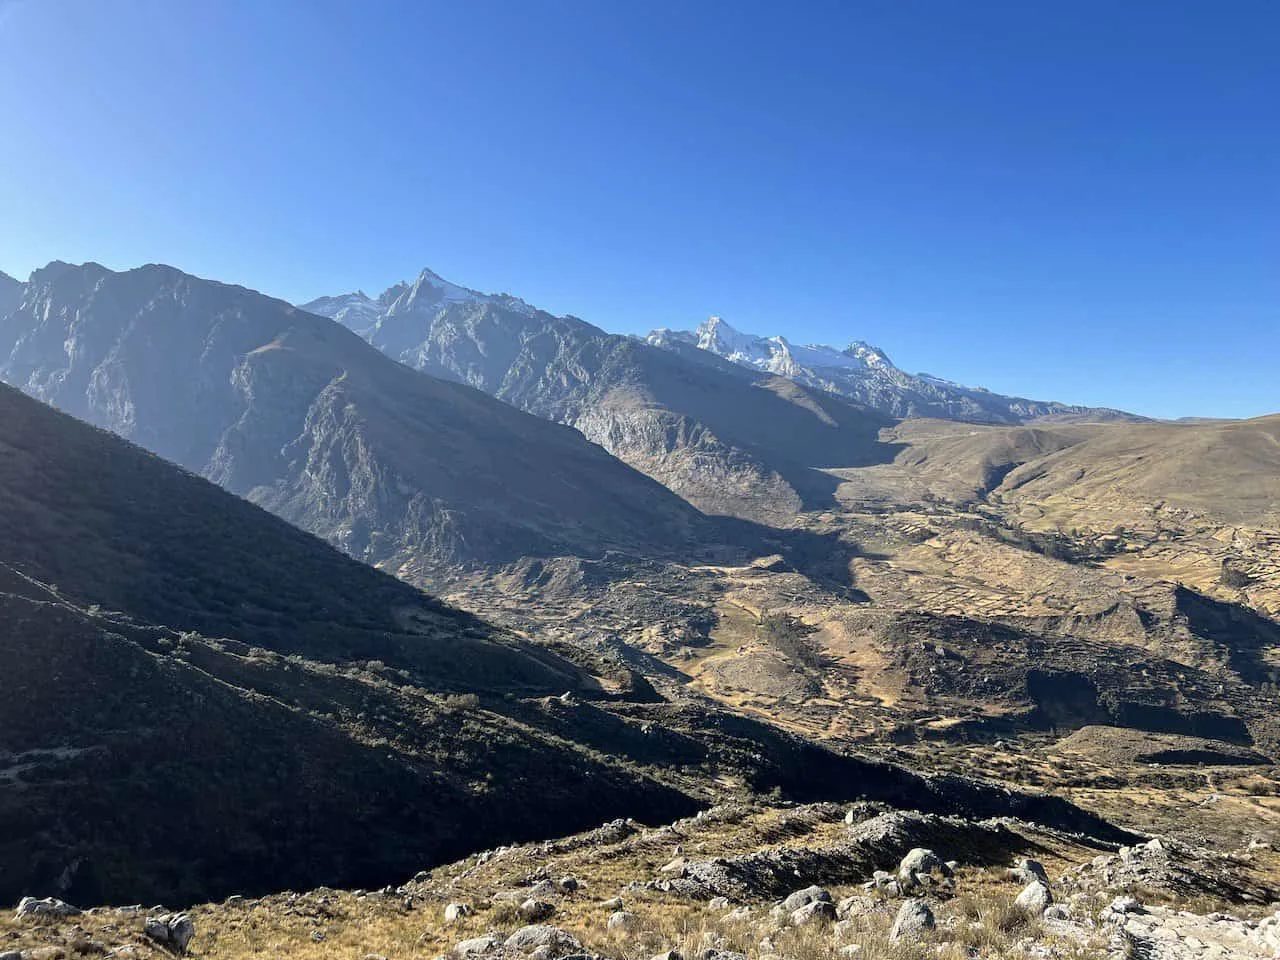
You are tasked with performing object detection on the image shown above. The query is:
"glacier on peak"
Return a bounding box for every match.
[300,271,1130,425]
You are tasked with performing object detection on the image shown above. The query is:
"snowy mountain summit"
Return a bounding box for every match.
[302,267,535,343]
[647,316,1132,424]
[670,315,896,378]
[304,268,1134,426]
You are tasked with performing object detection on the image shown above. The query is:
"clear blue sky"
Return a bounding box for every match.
[1,0,1276,418]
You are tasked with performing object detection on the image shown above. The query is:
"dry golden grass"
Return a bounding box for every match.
[0,818,1124,960]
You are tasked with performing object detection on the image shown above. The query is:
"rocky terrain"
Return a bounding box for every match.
[0,260,1277,959]
[0,380,1141,917]
[7,796,1280,960]
[0,272,20,317]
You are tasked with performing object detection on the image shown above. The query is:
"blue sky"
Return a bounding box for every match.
[1,0,1276,418]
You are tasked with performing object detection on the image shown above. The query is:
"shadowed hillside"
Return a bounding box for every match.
[0,263,716,584]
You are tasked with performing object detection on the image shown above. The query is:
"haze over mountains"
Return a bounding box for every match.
[0,262,717,584]
[301,269,920,521]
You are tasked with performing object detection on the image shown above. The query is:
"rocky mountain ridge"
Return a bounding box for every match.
[647,315,1140,423]
[304,267,1136,436]
[0,262,717,584]
[303,268,898,522]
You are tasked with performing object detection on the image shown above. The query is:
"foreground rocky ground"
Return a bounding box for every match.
[7,797,1280,960]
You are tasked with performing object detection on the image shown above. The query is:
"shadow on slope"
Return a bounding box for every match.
[596,340,905,513]
[0,594,698,907]
[0,382,583,693]
[1175,586,1280,688]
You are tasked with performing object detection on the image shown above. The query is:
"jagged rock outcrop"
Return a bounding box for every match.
[627,810,1028,900]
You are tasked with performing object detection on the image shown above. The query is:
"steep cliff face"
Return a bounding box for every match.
[0,262,712,581]
[305,274,897,521]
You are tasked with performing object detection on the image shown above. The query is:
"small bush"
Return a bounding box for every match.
[442,693,481,713]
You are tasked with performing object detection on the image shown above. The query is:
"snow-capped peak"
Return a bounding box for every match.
[300,267,538,336]
[384,267,536,318]
[695,316,775,364]
[843,340,894,370]
[403,267,487,308]
[298,290,383,335]
[680,316,898,377]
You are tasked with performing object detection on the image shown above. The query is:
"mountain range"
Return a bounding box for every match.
[0,262,716,584]
[2,254,1279,934]
[647,316,1140,423]
[303,270,905,521]
[300,268,1144,519]
[303,268,1135,428]
[0,376,1120,906]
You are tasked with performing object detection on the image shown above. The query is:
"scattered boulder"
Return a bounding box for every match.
[707,896,730,911]
[557,876,579,893]
[1013,881,1053,916]
[723,906,752,923]
[1011,858,1049,885]
[1100,896,1143,924]
[529,880,559,898]
[519,899,557,922]
[889,898,935,942]
[444,903,472,923]
[504,925,583,957]
[608,911,640,933]
[601,897,625,911]
[897,848,951,887]
[143,913,195,954]
[833,919,857,941]
[866,870,897,894]
[0,951,24,960]
[780,885,831,912]
[15,897,81,919]
[790,900,837,926]
[836,895,876,919]
[455,934,503,956]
